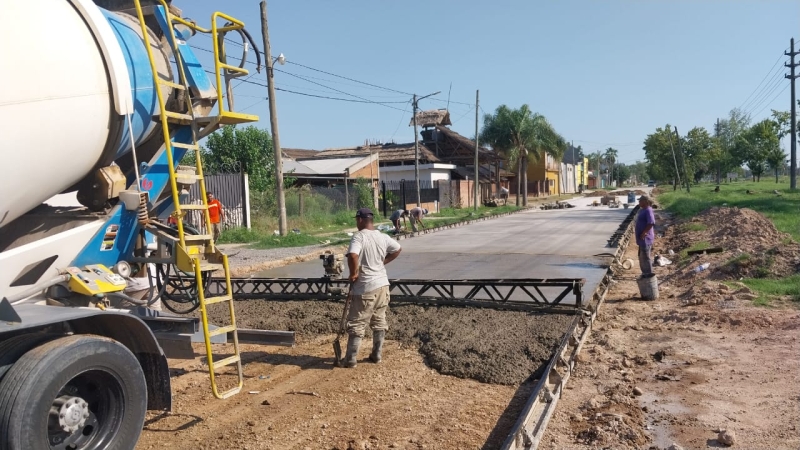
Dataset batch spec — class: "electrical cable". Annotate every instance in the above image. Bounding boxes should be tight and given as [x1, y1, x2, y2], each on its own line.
[751, 84, 790, 118]
[738, 50, 789, 111]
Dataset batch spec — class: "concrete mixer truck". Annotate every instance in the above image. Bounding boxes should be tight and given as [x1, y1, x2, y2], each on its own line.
[0, 1, 277, 448]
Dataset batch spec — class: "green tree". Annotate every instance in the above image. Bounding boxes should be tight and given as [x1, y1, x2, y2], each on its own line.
[766, 146, 788, 183]
[201, 125, 275, 191]
[480, 105, 563, 206]
[643, 125, 680, 188]
[612, 163, 631, 186]
[734, 119, 780, 182]
[603, 147, 618, 186]
[718, 108, 751, 173]
[682, 127, 714, 183]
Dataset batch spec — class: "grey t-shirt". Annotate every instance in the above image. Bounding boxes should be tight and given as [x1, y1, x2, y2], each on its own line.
[390, 209, 405, 221]
[347, 229, 401, 295]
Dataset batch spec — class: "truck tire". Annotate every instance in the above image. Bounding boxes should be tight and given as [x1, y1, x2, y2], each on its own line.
[0, 335, 147, 450]
[0, 332, 60, 382]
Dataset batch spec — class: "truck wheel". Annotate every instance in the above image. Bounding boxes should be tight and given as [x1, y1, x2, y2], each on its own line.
[0, 335, 147, 450]
[0, 332, 60, 381]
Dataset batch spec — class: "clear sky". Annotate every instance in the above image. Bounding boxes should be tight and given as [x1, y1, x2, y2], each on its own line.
[181, 1, 800, 165]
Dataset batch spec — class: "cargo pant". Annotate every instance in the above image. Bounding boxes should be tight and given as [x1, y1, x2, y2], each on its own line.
[212, 222, 222, 242]
[346, 285, 390, 337]
[638, 244, 654, 277]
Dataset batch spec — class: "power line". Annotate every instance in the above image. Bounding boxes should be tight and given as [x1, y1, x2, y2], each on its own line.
[745, 73, 786, 117]
[390, 100, 412, 140]
[752, 84, 790, 118]
[200, 69, 408, 107]
[191, 39, 477, 110]
[738, 50, 789, 111]
[742, 69, 785, 114]
[272, 67, 407, 111]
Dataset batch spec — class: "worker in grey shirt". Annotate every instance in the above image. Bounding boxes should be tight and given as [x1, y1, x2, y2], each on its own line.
[389, 209, 409, 234]
[408, 206, 428, 232]
[344, 208, 402, 368]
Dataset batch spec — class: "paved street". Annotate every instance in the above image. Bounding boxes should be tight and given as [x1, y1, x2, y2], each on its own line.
[258, 194, 638, 303]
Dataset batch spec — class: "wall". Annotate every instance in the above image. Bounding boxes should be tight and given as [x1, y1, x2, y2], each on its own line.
[349, 159, 380, 180]
[379, 167, 452, 183]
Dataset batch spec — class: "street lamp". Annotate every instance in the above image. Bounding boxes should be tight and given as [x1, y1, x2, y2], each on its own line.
[411, 91, 441, 206]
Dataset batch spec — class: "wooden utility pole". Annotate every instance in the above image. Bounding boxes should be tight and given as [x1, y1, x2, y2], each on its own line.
[715, 118, 721, 184]
[674, 126, 690, 193]
[474, 90, 479, 210]
[666, 128, 681, 191]
[260, 0, 287, 235]
[786, 38, 798, 190]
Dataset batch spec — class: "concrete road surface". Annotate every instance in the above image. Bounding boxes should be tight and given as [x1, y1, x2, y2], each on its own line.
[257, 194, 640, 304]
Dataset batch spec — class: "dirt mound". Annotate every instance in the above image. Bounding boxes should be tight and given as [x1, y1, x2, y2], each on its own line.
[205, 300, 573, 385]
[659, 207, 799, 282]
[586, 190, 609, 197]
[609, 189, 646, 196]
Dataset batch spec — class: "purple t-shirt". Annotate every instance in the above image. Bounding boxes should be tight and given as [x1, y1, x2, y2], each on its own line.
[635, 207, 655, 247]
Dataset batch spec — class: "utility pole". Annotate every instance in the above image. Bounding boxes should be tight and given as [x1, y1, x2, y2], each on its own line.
[674, 126, 690, 193]
[666, 127, 681, 191]
[411, 91, 440, 206]
[474, 90, 479, 211]
[260, 0, 287, 235]
[786, 38, 799, 190]
[715, 118, 721, 185]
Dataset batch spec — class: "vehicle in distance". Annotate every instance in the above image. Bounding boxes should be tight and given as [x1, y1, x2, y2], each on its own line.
[647, 180, 656, 187]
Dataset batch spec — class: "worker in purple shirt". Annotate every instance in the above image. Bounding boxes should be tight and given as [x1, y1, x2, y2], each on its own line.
[635, 195, 656, 277]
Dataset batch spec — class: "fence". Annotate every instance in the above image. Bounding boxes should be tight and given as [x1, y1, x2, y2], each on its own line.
[284, 181, 377, 218]
[185, 172, 249, 232]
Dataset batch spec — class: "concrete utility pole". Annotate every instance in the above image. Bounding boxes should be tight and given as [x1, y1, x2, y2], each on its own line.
[411, 91, 440, 207]
[674, 126, 690, 193]
[786, 38, 799, 190]
[474, 90, 479, 211]
[260, 0, 287, 235]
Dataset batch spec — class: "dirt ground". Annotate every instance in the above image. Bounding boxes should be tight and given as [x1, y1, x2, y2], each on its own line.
[138, 303, 574, 449]
[543, 208, 800, 450]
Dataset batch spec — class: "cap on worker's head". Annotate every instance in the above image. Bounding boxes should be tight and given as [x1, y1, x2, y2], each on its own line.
[638, 195, 651, 205]
[423, 208, 429, 214]
[355, 208, 374, 218]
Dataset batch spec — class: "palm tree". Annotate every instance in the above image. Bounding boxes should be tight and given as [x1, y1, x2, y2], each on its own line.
[604, 147, 618, 186]
[766, 147, 787, 183]
[481, 105, 563, 206]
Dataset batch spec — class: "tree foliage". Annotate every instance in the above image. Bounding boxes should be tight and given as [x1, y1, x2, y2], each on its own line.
[641, 107, 786, 187]
[200, 126, 275, 192]
[480, 105, 565, 205]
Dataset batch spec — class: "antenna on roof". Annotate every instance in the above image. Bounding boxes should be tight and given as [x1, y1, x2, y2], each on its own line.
[446, 82, 452, 112]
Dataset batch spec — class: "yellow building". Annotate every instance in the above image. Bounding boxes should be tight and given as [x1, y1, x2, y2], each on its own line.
[526, 152, 561, 196]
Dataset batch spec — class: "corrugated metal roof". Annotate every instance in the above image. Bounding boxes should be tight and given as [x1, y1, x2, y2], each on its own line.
[301, 157, 366, 174]
[283, 159, 317, 175]
[284, 157, 368, 175]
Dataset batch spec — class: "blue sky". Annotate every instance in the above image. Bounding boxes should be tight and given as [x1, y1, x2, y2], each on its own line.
[181, 1, 799, 165]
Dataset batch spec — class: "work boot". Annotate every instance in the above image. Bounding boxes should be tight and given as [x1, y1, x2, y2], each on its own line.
[369, 330, 385, 363]
[343, 335, 361, 368]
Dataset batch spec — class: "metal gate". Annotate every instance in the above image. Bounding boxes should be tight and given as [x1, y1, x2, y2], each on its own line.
[186, 172, 249, 231]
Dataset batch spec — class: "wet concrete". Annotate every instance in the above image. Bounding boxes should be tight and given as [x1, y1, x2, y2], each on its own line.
[225, 202, 633, 384]
[209, 299, 575, 385]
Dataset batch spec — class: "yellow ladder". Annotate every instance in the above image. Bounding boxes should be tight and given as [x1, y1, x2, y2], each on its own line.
[132, 0, 257, 399]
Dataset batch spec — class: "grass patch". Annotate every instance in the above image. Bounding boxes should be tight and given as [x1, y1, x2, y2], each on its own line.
[682, 223, 708, 232]
[657, 180, 800, 240]
[251, 233, 350, 250]
[725, 252, 751, 266]
[740, 275, 800, 305]
[679, 241, 710, 260]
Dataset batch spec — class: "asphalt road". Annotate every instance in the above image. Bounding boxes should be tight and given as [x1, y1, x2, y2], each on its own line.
[257, 194, 639, 304]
